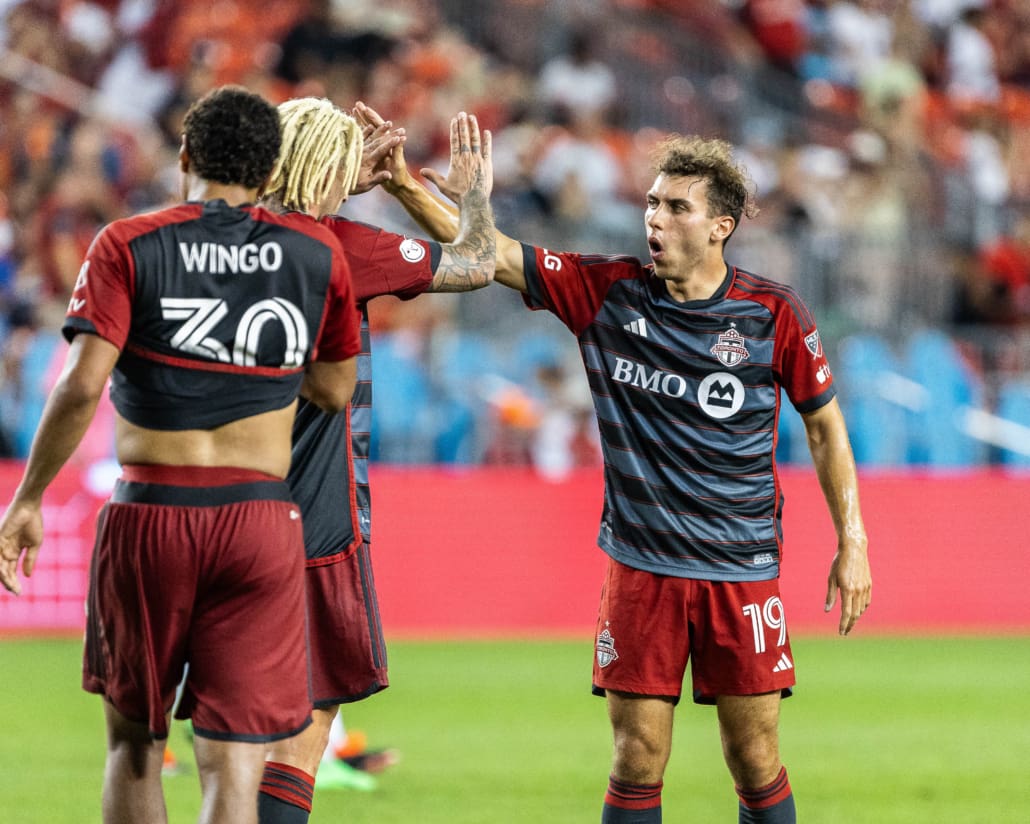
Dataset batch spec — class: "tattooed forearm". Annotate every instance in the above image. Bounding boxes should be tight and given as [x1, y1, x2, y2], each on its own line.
[432, 181, 496, 292]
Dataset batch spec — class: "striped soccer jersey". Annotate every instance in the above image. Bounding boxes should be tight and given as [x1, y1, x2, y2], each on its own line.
[287, 217, 439, 560]
[63, 199, 360, 430]
[521, 243, 836, 581]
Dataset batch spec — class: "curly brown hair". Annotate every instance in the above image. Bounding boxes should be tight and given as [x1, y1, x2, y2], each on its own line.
[650, 135, 757, 229]
[182, 86, 282, 190]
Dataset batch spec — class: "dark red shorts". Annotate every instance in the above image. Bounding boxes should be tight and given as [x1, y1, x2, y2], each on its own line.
[305, 541, 389, 707]
[82, 465, 312, 741]
[592, 557, 796, 704]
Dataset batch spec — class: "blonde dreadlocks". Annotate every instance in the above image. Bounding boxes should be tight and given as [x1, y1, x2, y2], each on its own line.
[265, 97, 363, 213]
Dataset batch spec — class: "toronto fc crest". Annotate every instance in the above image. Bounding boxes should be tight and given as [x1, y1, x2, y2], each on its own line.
[710, 326, 750, 368]
[596, 628, 619, 668]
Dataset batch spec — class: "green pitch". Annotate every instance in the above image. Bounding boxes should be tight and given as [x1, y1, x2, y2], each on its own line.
[1, 635, 1028, 823]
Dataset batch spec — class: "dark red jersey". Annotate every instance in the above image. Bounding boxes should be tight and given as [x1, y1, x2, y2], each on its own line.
[63, 200, 361, 430]
[288, 217, 439, 559]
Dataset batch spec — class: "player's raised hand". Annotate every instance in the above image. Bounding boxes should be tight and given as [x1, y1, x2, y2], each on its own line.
[825, 543, 872, 636]
[0, 500, 44, 596]
[350, 104, 406, 195]
[421, 112, 493, 205]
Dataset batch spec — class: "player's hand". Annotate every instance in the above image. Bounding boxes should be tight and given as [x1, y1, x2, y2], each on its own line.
[351, 106, 406, 195]
[825, 543, 871, 636]
[0, 500, 44, 596]
[421, 112, 493, 204]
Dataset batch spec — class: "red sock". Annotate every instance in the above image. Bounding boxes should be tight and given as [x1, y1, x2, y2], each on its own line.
[259, 761, 314, 819]
[736, 766, 795, 823]
[602, 775, 663, 822]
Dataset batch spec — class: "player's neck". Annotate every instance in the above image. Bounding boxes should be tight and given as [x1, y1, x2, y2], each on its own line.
[184, 179, 261, 208]
[663, 261, 728, 303]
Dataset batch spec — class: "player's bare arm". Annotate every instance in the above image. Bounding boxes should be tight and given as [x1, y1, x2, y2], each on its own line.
[802, 397, 872, 636]
[398, 112, 496, 293]
[301, 357, 358, 412]
[355, 102, 526, 293]
[0, 333, 118, 594]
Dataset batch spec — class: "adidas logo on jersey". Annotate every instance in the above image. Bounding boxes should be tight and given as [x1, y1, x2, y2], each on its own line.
[623, 317, 648, 338]
[772, 652, 793, 673]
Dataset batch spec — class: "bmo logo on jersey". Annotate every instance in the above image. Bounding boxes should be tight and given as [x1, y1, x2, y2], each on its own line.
[611, 358, 747, 419]
[611, 356, 688, 398]
[698, 372, 745, 419]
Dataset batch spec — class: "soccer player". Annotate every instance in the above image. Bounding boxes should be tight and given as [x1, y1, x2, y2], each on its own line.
[0, 86, 362, 824]
[380, 124, 872, 822]
[255, 97, 494, 823]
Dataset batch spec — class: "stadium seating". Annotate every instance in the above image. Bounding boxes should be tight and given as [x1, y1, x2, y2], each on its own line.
[834, 332, 909, 466]
[996, 379, 1030, 468]
[903, 329, 987, 467]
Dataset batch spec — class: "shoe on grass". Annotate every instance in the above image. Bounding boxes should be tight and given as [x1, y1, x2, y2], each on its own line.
[315, 758, 378, 791]
[342, 748, 400, 774]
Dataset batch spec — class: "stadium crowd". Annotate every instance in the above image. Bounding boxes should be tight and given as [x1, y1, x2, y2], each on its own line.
[1, 0, 1029, 467]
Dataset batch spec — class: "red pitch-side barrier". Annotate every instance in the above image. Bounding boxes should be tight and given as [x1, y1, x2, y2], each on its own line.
[1, 462, 1028, 636]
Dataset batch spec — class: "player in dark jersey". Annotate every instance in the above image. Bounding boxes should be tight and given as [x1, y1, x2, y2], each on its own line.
[0, 86, 361, 824]
[254, 98, 495, 823]
[381, 126, 872, 823]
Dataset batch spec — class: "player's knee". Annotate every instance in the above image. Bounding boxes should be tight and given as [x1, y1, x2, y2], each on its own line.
[611, 727, 671, 782]
[722, 736, 780, 789]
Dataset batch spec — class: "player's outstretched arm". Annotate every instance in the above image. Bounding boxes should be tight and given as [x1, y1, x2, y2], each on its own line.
[801, 397, 872, 636]
[0, 333, 118, 595]
[355, 102, 526, 293]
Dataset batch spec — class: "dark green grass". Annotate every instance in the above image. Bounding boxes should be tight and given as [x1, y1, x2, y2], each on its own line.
[1, 636, 1028, 822]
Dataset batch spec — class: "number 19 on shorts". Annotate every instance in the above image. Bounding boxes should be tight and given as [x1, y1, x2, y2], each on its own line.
[742, 596, 787, 653]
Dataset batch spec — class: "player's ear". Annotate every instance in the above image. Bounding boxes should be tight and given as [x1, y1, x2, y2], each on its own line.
[179, 136, 190, 173]
[711, 214, 735, 243]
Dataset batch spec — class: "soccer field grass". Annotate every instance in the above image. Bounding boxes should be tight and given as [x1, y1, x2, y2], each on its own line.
[1, 635, 1028, 823]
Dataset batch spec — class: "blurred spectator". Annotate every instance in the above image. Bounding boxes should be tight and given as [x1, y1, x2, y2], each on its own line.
[824, 0, 894, 89]
[275, 0, 397, 95]
[858, 13, 930, 154]
[530, 107, 639, 245]
[738, 0, 808, 76]
[530, 360, 600, 481]
[944, 2, 1001, 108]
[973, 208, 1030, 324]
[536, 26, 617, 120]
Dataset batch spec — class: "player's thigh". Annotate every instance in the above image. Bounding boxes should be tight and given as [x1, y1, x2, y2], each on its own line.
[187, 500, 310, 737]
[606, 691, 676, 781]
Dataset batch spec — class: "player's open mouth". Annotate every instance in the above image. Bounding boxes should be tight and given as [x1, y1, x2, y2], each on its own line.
[648, 237, 664, 260]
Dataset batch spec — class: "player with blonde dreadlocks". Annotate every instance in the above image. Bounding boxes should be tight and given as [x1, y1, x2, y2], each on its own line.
[266, 97, 364, 215]
[256, 99, 496, 823]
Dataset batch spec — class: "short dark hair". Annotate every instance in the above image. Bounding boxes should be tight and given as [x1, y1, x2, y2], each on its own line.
[182, 86, 282, 190]
[651, 135, 756, 228]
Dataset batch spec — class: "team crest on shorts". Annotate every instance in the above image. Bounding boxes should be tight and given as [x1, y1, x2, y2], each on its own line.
[710, 326, 750, 368]
[596, 628, 619, 668]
